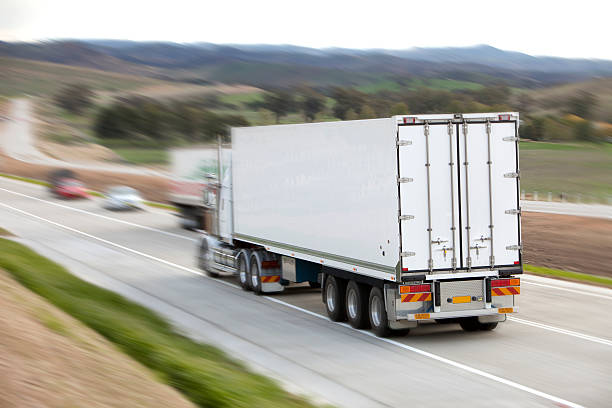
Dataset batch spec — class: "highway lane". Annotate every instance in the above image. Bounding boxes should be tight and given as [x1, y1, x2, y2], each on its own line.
[1, 178, 611, 407]
[2, 177, 611, 341]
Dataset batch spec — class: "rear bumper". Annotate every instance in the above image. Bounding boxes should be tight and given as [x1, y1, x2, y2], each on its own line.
[402, 306, 518, 321]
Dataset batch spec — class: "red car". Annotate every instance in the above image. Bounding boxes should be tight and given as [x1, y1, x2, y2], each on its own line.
[54, 178, 88, 199]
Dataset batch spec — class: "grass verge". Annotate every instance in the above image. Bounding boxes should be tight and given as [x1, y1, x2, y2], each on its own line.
[0, 237, 317, 408]
[112, 148, 169, 165]
[0, 172, 51, 187]
[524, 265, 612, 288]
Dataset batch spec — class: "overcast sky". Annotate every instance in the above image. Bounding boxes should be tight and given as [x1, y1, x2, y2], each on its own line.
[1, 0, 611, 59]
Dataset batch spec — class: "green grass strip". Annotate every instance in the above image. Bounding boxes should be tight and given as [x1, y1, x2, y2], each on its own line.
[144, 200, 177, 211]
[0, 172, 50, 187]
[0, 238, 317, 408]
[525, 265, 612, 288]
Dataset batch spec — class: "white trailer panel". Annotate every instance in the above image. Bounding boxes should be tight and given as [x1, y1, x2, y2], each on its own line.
[232, 119, 400, 280]
[230, 113, 520, 282]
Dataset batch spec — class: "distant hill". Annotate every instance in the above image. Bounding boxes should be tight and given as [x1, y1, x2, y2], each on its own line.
[2, 40, 612, 89]
[0, 56, 165, 97]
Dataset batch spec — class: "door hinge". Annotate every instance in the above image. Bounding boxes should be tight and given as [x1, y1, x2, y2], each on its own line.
[397, 140, 413, 146]
[506, 245, 522, 251]
[504, 172, 520, 178]
[399, 215, 415, 221]
[400, 251, 416, 257]
[503, 136, 519, 142]
[505, 208, 521, 215]
[397, 177, 414, 183]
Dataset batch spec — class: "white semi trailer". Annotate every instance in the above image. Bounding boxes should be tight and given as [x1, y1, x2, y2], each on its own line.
[197, 113, 522, 336]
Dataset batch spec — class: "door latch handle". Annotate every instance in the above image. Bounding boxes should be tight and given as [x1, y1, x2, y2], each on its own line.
[431, 238, 448, 245]
[436, 246, 454, 260]
[469, 244, 487, 256]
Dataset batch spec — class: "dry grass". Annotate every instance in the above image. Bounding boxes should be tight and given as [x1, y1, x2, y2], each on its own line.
[0, 268, 196, 408]
[526, 77, 612, 122]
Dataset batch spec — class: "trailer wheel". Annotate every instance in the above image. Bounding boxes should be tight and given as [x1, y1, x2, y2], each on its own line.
[368, 286, 391, 337]
[237, 251, 251, 291]
[345, 281, 370, 329]
[324, 276, 347, 321]
[250, 256, 263, 295]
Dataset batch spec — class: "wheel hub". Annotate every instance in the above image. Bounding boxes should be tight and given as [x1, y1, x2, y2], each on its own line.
[326, 283, 336, 312]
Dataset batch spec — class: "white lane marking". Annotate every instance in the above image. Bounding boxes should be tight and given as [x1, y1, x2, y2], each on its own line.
[0, 202, 585, 408]
[509, 317, 612, 347]
[266, 298, 584, 408]
[0, 186, 197, 243]
[522, 280, 612, 301]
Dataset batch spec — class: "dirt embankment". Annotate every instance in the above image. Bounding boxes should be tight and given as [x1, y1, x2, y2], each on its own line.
[0, 269, 195, 408]
[522, 211, 612, 278]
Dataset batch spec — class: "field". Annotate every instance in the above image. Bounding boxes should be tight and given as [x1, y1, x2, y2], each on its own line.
[520, 141, 612, 202]
[113, 147, 169, 164]
[0, 57, 164, 97]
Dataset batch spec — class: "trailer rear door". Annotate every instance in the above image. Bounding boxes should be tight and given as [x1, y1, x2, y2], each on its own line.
[458, 120, 520, 269]
[397, 116, 520, 273]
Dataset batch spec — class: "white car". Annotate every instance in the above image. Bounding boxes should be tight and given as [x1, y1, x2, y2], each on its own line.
[103, 186, 144, 210]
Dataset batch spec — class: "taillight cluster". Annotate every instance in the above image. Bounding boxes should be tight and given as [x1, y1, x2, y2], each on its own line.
[491, 278, 520, 287]
[490, 278, 520, 296]
[399, 284, 431, 294]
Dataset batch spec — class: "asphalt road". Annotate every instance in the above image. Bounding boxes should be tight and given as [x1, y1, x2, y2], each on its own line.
[521, 200, 612, 220]
[0, 177, 610, 408]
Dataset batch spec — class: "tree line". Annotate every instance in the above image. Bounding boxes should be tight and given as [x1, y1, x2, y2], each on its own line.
[93, 97, 249, 146]
[53, 82, 610, 146]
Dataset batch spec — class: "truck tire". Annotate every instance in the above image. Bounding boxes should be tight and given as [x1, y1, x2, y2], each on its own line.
[459, 317, 497, 332]
[345, 281, 370, 329]
[479, 322, 498, 331]
[368, 286, 391, 337]
[238, 251, 251, 291]
[250, 255, 263, 295]
[324, 275, 347, 321]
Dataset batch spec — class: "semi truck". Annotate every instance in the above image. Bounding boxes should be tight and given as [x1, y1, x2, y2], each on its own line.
[168, 146, 230, 229]
[195, 112, 522, 336]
